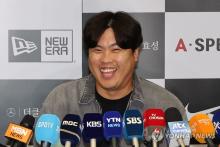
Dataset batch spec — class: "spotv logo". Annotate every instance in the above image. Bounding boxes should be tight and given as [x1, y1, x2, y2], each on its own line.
[175, 38, 220, 52]
[8, 30, 73, 62]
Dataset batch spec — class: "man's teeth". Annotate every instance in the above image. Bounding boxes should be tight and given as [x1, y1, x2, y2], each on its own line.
[100, 68, 116, 72]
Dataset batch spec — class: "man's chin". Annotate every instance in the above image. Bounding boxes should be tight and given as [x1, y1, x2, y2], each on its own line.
[99, 83, 117, 91]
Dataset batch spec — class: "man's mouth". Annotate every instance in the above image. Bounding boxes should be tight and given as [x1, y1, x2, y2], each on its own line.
[100, 67, 117, 79]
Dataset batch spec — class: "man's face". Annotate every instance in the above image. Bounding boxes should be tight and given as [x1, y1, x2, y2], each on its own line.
[88, 28, 140, 95]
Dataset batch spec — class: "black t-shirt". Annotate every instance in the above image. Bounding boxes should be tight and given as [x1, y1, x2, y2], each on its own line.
[96, 90, 132, 115]
[95, 90, 132, 147]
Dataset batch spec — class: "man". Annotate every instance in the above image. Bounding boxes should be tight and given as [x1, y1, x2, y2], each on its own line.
[39, 11, 186, 147]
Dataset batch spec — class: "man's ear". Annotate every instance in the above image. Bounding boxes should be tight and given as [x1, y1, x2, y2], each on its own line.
[133, 48, 141, 62]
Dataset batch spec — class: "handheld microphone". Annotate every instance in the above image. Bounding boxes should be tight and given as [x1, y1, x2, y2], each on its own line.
[189, 113, 216, 147]
[60, 114, 81, 147]
[103, 111, 122, 147]
[4, 114, 35, 147]
[212, 111, 220, 145]
[143, 108, 166, 147]
[0, 143, 6, 147]
[35, 114, 60, 147]
[123, 109, 143, 147]
[213, 111, 220, 139]
[82, 113, 103, 147]
[165, 107, 191, 147]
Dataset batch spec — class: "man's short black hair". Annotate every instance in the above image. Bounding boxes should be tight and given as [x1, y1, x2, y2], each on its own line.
[83, 11, 143, 52]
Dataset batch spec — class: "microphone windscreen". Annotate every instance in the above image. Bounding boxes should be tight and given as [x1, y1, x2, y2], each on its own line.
[165, 108, 191, 146]
[143, 108, 166, 141]
[103, 111, 122, 140]
[212, 111, 220, 139]
[82, 113, 103, 143]
[165, 107, 183, 122]
[143, 108, 166, 128]
[60, 114, 81, 146]
[4, 115, 35, 144]
[35, 114, 60, 145]
[4, 123, 33, 144]
[123, 109, 143, 141]
[20, 115, 35, 129]
[189, 113, 215, 143]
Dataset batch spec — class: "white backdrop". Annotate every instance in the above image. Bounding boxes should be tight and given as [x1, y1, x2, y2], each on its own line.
[0, 0, 220, 145]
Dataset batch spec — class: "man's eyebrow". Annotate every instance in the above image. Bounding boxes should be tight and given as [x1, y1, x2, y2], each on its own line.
[96, 43, 118, 49]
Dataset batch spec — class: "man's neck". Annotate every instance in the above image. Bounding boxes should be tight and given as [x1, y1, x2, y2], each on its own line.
[96, 84, 133, 100]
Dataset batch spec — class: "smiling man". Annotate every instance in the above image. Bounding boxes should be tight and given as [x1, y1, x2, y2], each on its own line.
[39, 11, 186, 147]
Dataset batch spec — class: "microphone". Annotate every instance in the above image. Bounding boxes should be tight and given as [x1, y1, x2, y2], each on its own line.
[189, 113, 217, 147]
[213, 111, 220, 138]
[4, 114, 35, 147]
[213, 111, 220, 144]
[82, 113, 103, 147]
[60, 114, 81, 147]
[165, 107, 191, 147]
[143, 108, 166, 147]
[123, 109, 143, 147]
[0, 143, 6, 147]
[35, 114, 60, 147]
[103, 111, 122, 147]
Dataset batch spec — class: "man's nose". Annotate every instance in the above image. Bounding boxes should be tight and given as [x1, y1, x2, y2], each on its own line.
[100, 50, 113, 63]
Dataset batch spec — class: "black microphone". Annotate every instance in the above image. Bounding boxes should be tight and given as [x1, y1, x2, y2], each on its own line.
[60, 114, 81, 147]
[0, 143, 6, 147]
[82, 113, 103, 147]
[4, 115, 35, 147]
[165, 107, 191, 147]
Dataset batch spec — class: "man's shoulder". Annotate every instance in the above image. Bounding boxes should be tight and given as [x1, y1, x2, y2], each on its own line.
[138, 77, 179, 101]
[40, 75, 90, 118]
[50, 75, 89, 95]
[138, 77, 168, 95]
[137, 77, 186, 119]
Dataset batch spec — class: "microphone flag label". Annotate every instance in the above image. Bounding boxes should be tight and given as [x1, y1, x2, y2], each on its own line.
[4, 123, 33, 143]
[168, 121, 191, 138]
[143, 108, 166, 128]
[103, 111, 122, 140]
[189, 114, 215, 143]
[212, 111, 220, 138]
[123, 109, 143, 140]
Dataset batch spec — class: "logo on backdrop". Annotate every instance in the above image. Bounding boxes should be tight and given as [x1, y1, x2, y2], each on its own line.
[8, 30, 73, 62]
[6, 108, 16, 118]
[175, 38, 220, 52]
[11, 37, 38, 56]
[185, 103, 220, 120]
[142, 40, 159, 51]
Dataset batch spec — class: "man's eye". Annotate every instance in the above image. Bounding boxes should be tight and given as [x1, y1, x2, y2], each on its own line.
[92, 48, 102, 52]
[112, 48, 121, 52]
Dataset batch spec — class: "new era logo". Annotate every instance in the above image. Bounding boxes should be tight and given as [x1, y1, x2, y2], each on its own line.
[11, 37, 38, 56]
[8, 30, 73, 62]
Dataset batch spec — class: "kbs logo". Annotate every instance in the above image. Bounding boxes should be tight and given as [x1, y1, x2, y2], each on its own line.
[86, 121, 102, 127]
[8, 30, 73, 62]
[176, 38, 220, 52]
